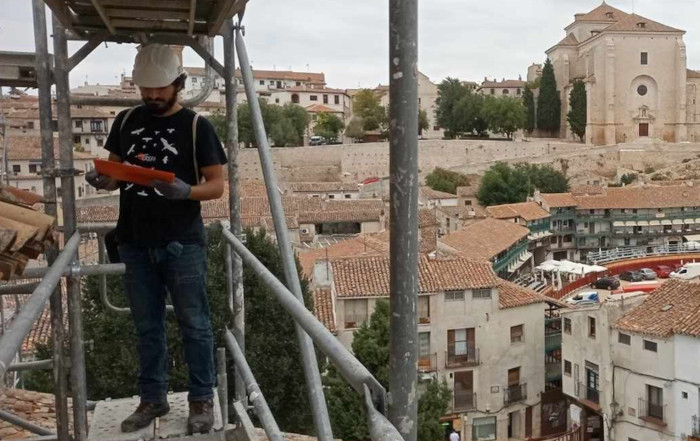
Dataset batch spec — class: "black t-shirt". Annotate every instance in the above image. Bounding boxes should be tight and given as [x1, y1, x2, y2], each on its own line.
[105, 106, 227, 247]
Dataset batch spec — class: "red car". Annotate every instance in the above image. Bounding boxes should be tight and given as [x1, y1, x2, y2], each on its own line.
[655, 265, 673, 278]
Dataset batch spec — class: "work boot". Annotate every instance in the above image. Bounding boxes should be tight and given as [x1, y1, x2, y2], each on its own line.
[121, 401, 170, 432]
[187, 399, 215, 434]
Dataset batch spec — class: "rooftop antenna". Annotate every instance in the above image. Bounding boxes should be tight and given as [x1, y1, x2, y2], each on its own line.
[306, 63, 310, 72]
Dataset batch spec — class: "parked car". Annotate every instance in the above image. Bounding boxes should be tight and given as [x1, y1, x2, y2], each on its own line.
[670, 262, 700, 280]
[309, 136, 326, 146]
[566, 291, 600, 306]
[654, 265, 673, 278]
[638, 268, 657, 280]
[591, 276, 620, 290]
[619, 270, 644, 282]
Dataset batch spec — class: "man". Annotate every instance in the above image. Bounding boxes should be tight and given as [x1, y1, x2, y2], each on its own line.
[449, 428, 460, 441]
[86, 44, 227, 434]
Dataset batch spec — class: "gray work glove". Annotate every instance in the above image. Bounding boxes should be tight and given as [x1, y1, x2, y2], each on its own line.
[86, 169, 111, 190]
[152, 178, 192, 200]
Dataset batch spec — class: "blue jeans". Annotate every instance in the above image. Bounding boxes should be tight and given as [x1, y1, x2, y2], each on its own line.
[118, 241, 215, 403]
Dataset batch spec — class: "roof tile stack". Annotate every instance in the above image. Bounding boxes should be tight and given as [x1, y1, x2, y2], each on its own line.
[0, 388, 71, 440]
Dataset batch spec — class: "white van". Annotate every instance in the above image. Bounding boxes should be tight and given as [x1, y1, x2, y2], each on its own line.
[670, 262, 700, 280]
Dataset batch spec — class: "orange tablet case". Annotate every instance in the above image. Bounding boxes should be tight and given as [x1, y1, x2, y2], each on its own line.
[93, 159, 175, 187]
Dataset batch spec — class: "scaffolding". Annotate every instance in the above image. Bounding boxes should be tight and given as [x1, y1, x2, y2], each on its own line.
[0, 1, 418, 440]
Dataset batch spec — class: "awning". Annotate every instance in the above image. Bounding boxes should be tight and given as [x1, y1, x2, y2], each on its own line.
[695, 218, 700, 224]
[685, 234, 700, 241]
[686, 219, 697, 225]
[650, 220, 661, 226]
[625, 221, 637, 227]
[673, 219, 684, 225]
[661, 220, 673, 225]
[637, 220, 649, 226]
[612, 221, 624, 227]
[508, 252, 533, 273]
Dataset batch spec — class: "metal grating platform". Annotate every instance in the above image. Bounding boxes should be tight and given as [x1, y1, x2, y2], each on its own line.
[88, 391, 224, 441]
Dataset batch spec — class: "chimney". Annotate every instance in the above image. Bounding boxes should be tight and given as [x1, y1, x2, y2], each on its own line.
[484, 76, 488, 82]
[518, 75, 522, 81]
[170, 45, 184, 67]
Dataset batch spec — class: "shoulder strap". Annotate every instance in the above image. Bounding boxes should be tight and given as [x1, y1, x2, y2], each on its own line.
[192, 112, 201, 183]
[119, 106, 139, 133]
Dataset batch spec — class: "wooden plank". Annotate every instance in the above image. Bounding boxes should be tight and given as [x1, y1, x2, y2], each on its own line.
[0, 227, 17, 253]
[0, 202, 55, 243]
[100, 0, 190, 10]
[188, 0, 197, 35]
[0, 185, 44, 206]
[104, 8, 190, 20]
[90, 0, 117, 34]
[44, 0, 77, 33]
[0, 217, 39, 253]
[207, 0, 237, 36]
[74, 16, 200, 31]
[19, 242, 45, 260]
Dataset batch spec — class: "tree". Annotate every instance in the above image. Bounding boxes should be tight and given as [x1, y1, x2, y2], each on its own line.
[477, 162, 569, 206]
[567, 80, 587, 141]
[208, 112, 228, 142]
[270, 117, 298, 147]
[352, 89, 387, 133]
[522, 85, 536, 134]
[281, 103, 311, 145]
[419, 109, 430, 136]
[454, 92, 488, 136]
[537, 58, 561, 134]
[325, 300, 452, 441]
[425, 167, 470, 194]
[25, 226, 318, 435]
[481, 96, 525, 140]
[435, 78, 469, 138]
[314, 112, 345, 142]
[345, 117, 365, 141]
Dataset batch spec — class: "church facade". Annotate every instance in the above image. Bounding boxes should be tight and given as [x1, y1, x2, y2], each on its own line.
[544, 2, 700, 145]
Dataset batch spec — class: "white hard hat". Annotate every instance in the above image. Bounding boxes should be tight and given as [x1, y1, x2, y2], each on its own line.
[132, 44, 186, 88]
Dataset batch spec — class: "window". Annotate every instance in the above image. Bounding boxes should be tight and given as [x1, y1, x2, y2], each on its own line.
[90, 120, 103, 132]
[618, 332, 631, 345]
[445, 290, 465, 301]
[588, 317, 596, 338]
[310, 95, 318, 101]
[470, 288, 489, 299]
[418, 332, 430, 358]
[344, 299, 368, 328]
[12, 165, 21, 174]
[74, 136, 81, 144]
[465, 200, 472, 206]
[192, 77, 197, 83]
[433, 125, 439, 131]
[97, 138, 104, 147]
[296, 81, 301, 86]
[275, 98, 280, 104]
[503, 89, 509, 95]
[516, 88, 521, 96]
[637, 85, 648, 96]
[472, 417, 496, 441]
[269, 80, 275, 85]
[646, 385, 663, 419]
[683, 391, 689, 399]
[26, 121, 34, 129]
[641, 52, 648, 65]
[564, 234, 573, 243]
[74, 120, 82, 128]
[334, 95, 340, 105]
[418, 296, 430, 324]
[344, 194, 351, 199]
[510, 325, 524, 343]
[490, 88, 495, 95]
[323, 94, 328, 104]
[448, 328, 474, 358]
[259, 80, 264, 85]
[328, 194, 335, 199]
[643, 339, 658, 352]
[564, 360, 572, 376]
[28, 164, 38, 173]
[291, 94, 300, 104]
[564, 317, 571, 334]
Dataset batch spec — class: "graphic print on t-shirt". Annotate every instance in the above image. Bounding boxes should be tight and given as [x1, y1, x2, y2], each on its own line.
[122, 125, 180, 197]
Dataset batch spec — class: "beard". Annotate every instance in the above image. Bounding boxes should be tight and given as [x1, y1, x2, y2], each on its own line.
[143, 92, 178, 115]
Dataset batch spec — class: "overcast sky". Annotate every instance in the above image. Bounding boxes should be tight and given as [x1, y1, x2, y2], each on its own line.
[2, 0, 700, 90]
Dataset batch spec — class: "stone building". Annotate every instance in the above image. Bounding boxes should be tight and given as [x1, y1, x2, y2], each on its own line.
[543, 2, 700, 145]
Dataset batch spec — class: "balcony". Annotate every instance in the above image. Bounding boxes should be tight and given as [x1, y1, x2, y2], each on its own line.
[504, 383, 527, 405]
[418, 353, 437, 373]
[545, 332, 562, 352]
[578, 383, 599, 405]
[453, 390, 476, 412]
[692, 415, 700, 438]
[545, 362, 562, 383]
[445, 347, 479, 368]
[418, 315, 430, 325]
[639, 398, 666, 426]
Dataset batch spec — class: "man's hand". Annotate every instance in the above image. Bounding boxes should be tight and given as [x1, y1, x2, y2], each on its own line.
[152, 178, 192, 200]
[86, 169, 114, 190]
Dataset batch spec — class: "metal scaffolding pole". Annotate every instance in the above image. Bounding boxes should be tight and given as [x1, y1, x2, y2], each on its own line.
[52, 15, 88, 441]
[31, 2, 70, 440]
[223, 19, 246, 407]
[235, 31, 333, 441]
[388, 0, 419, 439]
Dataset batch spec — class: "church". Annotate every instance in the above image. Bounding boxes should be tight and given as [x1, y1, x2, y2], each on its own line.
[543, 2, 700, 145]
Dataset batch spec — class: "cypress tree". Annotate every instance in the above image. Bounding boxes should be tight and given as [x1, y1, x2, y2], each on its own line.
[537, 58, 561, 133]
[522, 85, 536, 134]
[567, 80, 587, 141]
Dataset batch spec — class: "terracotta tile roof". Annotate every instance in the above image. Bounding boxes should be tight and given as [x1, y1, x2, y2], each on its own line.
[440, 218, 529, 261]
[297, 235, 387, 277]
[481, 79, 526, 89]
[76, 205, 119, 223]
[540, 193, 578, 208]
[285, 86, 345, 94]
[457, 186, 478, 197]
[331, 255, 499, 298]
[298, 210, 383, 224]
[614, 279, 700, 338]
[0, 136, 96, 160]
[288, 182, 359, 193]
[420, 186, 457, 200]
[0, 388, 73, 439]
[497, 279, 554, 309]
[71, 107, 114, 118]
[570, 185, 605, 196]
[574, 185, 700, 209]
[436, 206, 462, 218]
[555, 33, 579, 47]
[604, 13, 683, 33]
[325, 199, 385, 212]
[313, 286, 337, 334]
[486, 202, 550, 221]
[418, 209, 439, 227]
[573, 2, 627, 23]
[305, 104, 342, 113]
[185, 67, 326, 85]
[240, 181, 273, 198]
[688, 69, 700, 79]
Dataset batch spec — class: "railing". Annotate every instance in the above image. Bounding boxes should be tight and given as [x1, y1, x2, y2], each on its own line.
[445, 347, 479, 368]
[453, 390, 476, 412]
[576, 210, 700, 222]
[692, 415, 700, 437]
[504, 383, 527, 405]
[545, 332, 562, 352]
[493, 240, 529, 274]
[587, 242, 700, 264]
[418, 353, 437, 372]
[578, 383, 599, 404]
[638, 398, 666, 425]
[527, 424, 585, 441]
